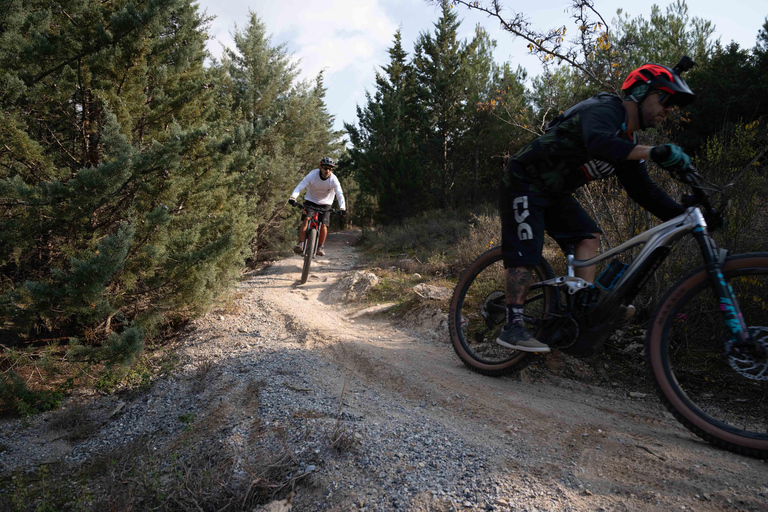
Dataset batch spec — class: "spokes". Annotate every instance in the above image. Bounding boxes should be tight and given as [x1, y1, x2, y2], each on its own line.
[458, 258, 550, 365]
[664, 269, 768, 435]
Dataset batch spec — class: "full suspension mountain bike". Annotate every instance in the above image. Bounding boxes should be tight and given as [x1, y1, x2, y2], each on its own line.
[449, 167, 768, 458]
[294, 202, 338, 284]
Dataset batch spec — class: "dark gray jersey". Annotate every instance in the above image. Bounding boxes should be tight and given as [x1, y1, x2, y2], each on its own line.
[506, 93, 683, 221]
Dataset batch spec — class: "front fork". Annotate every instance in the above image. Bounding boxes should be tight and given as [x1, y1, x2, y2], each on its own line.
[302, 214, 321, 257]
[694, 230, 752, 352]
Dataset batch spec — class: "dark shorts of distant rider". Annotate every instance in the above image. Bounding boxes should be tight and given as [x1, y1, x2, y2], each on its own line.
[301, 200, 332, 226]
[500, 163, 599, 269]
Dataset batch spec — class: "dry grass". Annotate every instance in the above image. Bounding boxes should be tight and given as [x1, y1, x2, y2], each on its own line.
[363, 267, 424, 305]
[191, 356, 217, 392]
[360, 209, 470, 270]
[1, 376, 306, 511]
[327, 378, 358, 455]
[46, 402, 101, 441]
[217, 291, 246, 316]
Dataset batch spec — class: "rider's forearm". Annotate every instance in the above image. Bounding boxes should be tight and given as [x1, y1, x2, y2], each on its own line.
[627, 145, 653, 161]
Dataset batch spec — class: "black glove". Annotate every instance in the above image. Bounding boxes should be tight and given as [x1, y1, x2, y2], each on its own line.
[288, 198, 296, 206]
[650, 144, 692, 176]
[704, 208, 725, 231]
[339, 209, 346, 216]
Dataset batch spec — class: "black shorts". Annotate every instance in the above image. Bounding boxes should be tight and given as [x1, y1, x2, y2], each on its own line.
[302, 200, 332, 226]
[500, 175, 599, 268]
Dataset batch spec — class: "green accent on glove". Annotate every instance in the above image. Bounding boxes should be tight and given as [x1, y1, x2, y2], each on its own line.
[651, 144, 691, 173]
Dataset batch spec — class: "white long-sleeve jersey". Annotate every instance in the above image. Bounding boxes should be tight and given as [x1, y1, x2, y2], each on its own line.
[290, 169, 346, 210]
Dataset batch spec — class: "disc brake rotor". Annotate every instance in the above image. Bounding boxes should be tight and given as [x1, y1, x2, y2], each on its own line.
[727, 326, 768, 381]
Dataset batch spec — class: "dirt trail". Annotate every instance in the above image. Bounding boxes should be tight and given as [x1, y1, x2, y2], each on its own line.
[259, 230, 767, 510]
[2, 229, 765, 511]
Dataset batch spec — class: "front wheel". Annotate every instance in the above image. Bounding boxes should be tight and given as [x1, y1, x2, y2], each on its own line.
[449, 247, 555, 376]
[646, 253, 768, 458]
[300, 228, 318, 284]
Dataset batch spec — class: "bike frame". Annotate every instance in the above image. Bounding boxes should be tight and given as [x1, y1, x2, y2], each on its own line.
[301, 206, 325, 257]
[532, 205, 750, 346]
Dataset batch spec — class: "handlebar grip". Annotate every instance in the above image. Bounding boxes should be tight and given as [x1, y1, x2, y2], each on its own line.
[650, 144, 671, 162]
[679, 165, 702, 183]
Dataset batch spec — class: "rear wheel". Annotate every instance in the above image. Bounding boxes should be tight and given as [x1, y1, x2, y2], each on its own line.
[449, 247, 555, 376]
[646, 253, 768, 458]
[300, 228, 318, 284]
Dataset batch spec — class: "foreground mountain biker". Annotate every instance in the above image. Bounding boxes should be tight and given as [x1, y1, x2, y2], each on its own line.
[289, 157, 346, 257]
[499, 58, 697, 352]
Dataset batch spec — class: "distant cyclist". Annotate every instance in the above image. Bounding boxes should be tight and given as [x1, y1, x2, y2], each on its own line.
[289, 157, 346, 257]
[499, 58, 697, 352]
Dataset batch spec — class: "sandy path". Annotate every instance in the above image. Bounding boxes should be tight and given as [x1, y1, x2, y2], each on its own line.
[255, 230, 767, 510]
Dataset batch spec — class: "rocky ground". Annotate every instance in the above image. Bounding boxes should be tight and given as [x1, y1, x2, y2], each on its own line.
[0, 230, 766, 511]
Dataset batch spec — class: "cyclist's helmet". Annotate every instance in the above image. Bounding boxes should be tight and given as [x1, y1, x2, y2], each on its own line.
[320, 157, 336, 168]
[621, 62, 695, 107]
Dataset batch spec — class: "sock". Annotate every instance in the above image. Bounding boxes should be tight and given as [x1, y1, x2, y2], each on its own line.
[507, 303, 525, 326]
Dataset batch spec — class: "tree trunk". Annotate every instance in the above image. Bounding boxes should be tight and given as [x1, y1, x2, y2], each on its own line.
[442, 132, 449, 208]
[472, 140, 480, 207]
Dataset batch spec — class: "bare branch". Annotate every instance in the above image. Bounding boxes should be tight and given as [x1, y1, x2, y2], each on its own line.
[433, 0, 614, 89]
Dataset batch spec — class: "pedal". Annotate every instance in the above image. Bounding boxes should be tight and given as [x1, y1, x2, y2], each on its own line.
[623, 304, 636, 321]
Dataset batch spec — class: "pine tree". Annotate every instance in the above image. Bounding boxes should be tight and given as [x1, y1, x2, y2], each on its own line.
[220, 12, 343, 255]
[611, 1, 716, 80]
[455, 25, 497, 207]
[0, 1, 345, 409]
[346, 5, 531, 218]
[412, 1, 469, 208]
[411, 2, 509, 209]
[0, 0, 245, 363]
[346, 30, 423, 223]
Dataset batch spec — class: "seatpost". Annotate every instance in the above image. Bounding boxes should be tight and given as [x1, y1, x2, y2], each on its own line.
[565, 244, 576, 278]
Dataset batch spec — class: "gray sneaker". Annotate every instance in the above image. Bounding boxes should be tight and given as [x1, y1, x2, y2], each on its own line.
[293, 243, 304, 255]
[316, 245, 325, 256]
[496, 323, 550, 353]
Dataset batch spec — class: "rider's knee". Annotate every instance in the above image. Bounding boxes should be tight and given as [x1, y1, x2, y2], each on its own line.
[574, 233, 601, 259]
[581, 233, 601, 248]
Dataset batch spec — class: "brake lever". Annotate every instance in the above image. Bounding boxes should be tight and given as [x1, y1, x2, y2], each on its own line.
[678, 169, 703, 184]
[681, 193, 697, 208]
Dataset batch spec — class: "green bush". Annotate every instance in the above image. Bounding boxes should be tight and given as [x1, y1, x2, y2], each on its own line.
[0, 372, 68, 416]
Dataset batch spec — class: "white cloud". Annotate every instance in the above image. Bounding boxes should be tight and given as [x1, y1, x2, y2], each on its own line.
[198, 0, 400, 132]
[244, 0, 396, 80]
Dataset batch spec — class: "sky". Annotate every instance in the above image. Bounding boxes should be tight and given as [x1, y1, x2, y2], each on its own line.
[196, 0, 767, 138]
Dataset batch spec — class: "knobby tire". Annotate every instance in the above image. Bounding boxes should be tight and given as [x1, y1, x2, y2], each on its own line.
[646, 252, 768, 458]
[449, 247, 555, 376]
[300, 228, 318, 284]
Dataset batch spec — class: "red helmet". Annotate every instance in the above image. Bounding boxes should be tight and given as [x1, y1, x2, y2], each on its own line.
[621, 62, 695, 107]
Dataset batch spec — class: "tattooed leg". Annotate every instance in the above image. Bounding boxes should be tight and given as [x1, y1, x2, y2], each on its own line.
[505, 266, 532, 306]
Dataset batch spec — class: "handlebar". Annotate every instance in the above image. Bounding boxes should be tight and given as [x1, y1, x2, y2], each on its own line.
[292, 202, 343, 216]
[678, 166, 724, 231]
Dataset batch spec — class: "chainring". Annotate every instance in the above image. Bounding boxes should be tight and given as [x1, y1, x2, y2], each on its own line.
[545, 314, 580, 350]
[481, 291, 507, 327]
